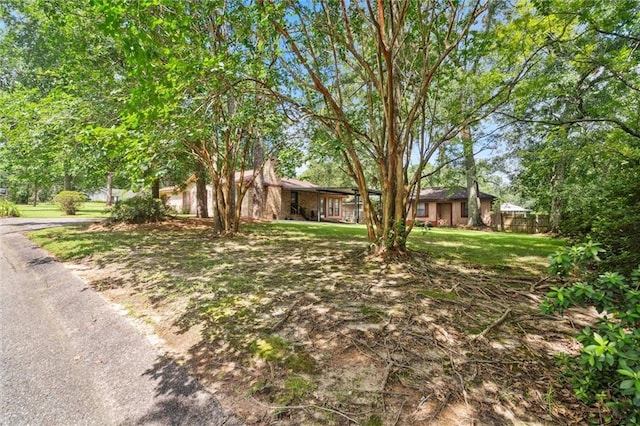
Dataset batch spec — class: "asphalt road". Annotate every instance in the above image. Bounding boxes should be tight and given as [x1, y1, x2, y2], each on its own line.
[0, 218, 241, 425]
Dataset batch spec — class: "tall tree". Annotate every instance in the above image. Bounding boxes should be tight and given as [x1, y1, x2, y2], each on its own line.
[0, 0, 128, 198]
[95, 0, 288, 234]
[263, 0, 549, 255]
[506, 0, 640, 270]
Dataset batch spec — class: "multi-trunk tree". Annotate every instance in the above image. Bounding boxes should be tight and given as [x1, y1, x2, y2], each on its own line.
[96, 0, 288, 234]
[263, 0, 552, 255]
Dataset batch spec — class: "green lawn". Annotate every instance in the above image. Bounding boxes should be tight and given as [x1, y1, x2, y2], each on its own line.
[409, 227, 565, 273]
[245, 222, 564, 273]
[26, 220, 581, 424]
[16, 201, 109, 218]
[29, 221, 564, 273]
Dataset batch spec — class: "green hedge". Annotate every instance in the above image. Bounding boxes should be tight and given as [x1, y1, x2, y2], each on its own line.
[106, 195, 174, 224]
[0, 200, 21, 217]
[53, 191, 85, 215]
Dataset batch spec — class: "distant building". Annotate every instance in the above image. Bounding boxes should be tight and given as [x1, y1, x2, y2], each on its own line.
[409, 187, 496, 227]
[499, 203, 532, 215]
[87, 189, 136, 203]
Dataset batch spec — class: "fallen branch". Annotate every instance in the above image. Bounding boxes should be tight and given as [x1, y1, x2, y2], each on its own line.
[450, 352, 469, 410]
[251, 397, 359, 424]
[469, 308, 512, 342]
[380, 361, 394, 413]
[392, 400, 406, 426]
[427, 391, 453, 423]
[529, 276, 551, 292]
[269, 300, 298, 332]
[465, 358, 539, 365]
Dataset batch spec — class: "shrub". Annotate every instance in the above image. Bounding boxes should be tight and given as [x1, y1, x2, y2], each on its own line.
[53, 191, 85, 215]
[542, 242, 640, 424]
[106, 195, 174, 224]
[0, 200, 21, 217]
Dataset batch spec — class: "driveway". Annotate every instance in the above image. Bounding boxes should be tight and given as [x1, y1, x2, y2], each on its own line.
[0, 218, 241, 425]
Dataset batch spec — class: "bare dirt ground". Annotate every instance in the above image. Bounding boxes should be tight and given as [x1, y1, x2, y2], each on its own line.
[64, 219, 592, 425]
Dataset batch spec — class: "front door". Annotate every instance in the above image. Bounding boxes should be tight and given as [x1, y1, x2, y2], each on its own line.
[436, 203, 452, 226]
[290, 191, 299, 214]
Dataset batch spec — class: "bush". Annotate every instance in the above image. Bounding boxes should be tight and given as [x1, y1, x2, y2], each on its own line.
[106, 195, 174, 224]
[0, 200, 21, 217]
[53, 191, 85, 215]
[542, 242, 640, 424]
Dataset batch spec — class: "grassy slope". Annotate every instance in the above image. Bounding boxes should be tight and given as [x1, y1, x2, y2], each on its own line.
[17, 201, 109, 218]
[28, 221, 584, 425]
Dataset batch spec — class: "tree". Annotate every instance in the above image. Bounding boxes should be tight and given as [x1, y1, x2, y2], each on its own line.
[95, 0, 288, 234]
[0, 0, 129, 199]
[0, 88, 58, 205]
[506, 0, 640, 270]
[263, 0, 548, 255]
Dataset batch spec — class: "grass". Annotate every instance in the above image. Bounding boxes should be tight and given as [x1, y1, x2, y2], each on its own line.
[26, 220, 585, 425]
[17, 201, 109, 218]
[27, 225, 134, 260]
[410, 227, 565, 273]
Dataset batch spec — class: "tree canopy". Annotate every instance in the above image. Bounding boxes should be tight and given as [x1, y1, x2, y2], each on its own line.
[0, 0, 637, 263]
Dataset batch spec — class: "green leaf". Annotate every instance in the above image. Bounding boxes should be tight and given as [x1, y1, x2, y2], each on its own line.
[593, 333, 606, 346]
[620, 379, 635, 390]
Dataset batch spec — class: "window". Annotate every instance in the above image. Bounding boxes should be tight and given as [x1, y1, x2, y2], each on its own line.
[290, 191, 299, 214]
[461, 201, 468, 218]
[417, 202, 427, 217]
[329, 198, 334, 216]
[335, 199, 340, 216]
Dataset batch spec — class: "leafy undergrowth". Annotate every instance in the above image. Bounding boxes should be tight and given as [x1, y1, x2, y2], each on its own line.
[28, 219, 592, 425]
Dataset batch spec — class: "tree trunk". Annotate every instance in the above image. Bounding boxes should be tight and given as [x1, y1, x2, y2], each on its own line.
[211, 177, 223, 232]
[227, 169, 236, 231]
[251, 137, 265, 220]
[63, 174, 73, 191]
[151, 178, 160, 199]
[462, 127, 483, 226]
[549, 158, 565, 233]
[33, 180, 38, 207]
[195, 160, 209, 218]
[105, 172, 114, 206]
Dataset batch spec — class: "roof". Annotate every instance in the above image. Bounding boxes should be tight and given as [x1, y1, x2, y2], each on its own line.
[234, 170, 278, 186]
[416, 187, 495, 201]
[500, 202, 531, 212]
[161, 170, 378, 197]
[162, 171, 322, 192]
[281, 177, 321, 190]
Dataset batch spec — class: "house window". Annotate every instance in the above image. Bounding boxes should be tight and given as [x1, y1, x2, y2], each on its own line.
[291, 191, 299, 214]
[329, 198, 334, 216]
[335, 199, 340, 216]
[461, 201, 468, 218]
[417, 202, 427, 217]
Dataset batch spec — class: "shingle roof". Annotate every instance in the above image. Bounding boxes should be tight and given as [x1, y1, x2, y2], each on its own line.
[281, 177, 321, 190]
[234, 170, 320, 190]
[500, 202, 531, 212]
[416, 187, 495, 201]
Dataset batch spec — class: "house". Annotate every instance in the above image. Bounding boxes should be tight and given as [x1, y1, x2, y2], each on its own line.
[160, 162, 350, 222]
[87, 188, 136, 203]
[499, 202, 531, 215]
[411, 187, 495, 227]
